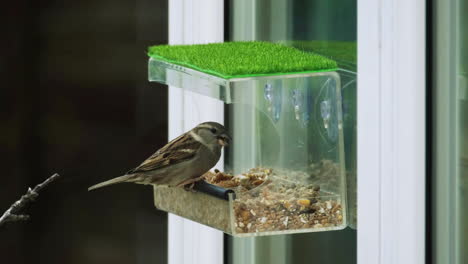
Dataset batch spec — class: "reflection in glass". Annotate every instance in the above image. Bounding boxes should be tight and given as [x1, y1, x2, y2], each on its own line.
[433, 0, 468, 263]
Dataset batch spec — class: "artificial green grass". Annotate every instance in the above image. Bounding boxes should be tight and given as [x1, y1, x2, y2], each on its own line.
[286, 41, 357, 71]
[148, 41, 338, 79]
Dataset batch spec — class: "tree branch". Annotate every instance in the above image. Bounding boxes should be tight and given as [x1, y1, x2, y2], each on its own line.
[0, 173, 61, 227]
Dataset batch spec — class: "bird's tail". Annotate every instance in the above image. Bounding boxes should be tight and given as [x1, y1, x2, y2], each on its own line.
[88, 175, 135, 191]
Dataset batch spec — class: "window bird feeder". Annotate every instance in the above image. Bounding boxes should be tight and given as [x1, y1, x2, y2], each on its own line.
[148, 41, 347, 236]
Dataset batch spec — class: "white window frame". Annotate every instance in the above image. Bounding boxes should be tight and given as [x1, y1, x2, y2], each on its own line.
[167, 0, 427, 263]
[357, 0, 426, 263]
[167, 1, 224, 264]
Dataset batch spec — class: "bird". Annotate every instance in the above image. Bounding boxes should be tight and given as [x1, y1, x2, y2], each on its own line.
[88, 122, 231, 191]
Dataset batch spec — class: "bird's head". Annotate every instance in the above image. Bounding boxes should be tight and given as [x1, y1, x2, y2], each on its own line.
[193, 122, 231, 147]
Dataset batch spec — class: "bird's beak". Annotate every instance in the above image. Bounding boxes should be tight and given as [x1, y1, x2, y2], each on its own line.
[217, 133, 231, 147]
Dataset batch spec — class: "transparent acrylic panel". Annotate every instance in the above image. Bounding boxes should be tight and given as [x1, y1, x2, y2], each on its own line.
[148, 58, 231, 102]
[150, 59, 347, 236]
[339, 69, 357, 229]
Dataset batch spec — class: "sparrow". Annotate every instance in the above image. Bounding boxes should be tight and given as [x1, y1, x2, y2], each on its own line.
[88, 122, 231, 191]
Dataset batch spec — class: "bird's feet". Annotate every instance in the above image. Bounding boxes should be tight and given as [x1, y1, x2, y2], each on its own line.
[183, 182, 197, 192]
[177, 176, 205, 192]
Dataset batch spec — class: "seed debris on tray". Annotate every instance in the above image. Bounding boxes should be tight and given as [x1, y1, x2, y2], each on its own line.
[204, 161, 344, 234]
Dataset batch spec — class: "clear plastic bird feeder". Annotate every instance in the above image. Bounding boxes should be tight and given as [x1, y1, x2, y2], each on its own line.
[148, 42, 347, 236]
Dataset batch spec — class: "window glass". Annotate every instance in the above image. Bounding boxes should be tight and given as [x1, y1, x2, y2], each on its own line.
[227, 1, 356, 263]
[433, 0, 468, 263]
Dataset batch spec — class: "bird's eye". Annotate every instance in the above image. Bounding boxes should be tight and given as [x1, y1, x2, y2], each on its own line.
[210, 128, 217, 134]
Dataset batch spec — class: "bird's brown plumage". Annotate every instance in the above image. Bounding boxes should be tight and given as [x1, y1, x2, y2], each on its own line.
[127, 133, 201, 174]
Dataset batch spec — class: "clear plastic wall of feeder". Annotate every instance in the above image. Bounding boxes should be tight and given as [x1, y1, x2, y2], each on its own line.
[149, 59, 347, 236]
[220, 73, 346, 236]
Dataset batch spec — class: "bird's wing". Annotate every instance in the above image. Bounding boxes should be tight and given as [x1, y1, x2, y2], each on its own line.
[127, 133, 201, 174]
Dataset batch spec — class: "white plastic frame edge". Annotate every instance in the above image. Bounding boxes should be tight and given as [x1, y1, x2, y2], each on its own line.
[357, 0, 426, 263]
[168, 1, 224, 264]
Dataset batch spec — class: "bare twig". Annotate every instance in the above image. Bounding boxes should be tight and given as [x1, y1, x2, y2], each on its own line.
[0, 173, 61, 227]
